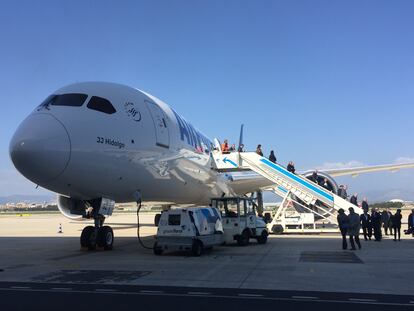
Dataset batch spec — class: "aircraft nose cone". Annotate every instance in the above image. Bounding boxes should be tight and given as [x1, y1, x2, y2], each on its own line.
[9, 113, 70, 184]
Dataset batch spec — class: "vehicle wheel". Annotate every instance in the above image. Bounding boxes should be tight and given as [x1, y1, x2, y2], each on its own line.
[80, 226, 97, 250]
[272, 225, 284, 235]
[97, 226, 114, 250]
[257, 230, 268, 244]
[192, 240, 203, 257]
[154, 213, 161, 227]
[153, 242, 163, 255]
[237, 230, 250, 246]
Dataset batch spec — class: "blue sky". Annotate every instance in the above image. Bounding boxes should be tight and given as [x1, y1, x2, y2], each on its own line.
[1, 0, 414, 201]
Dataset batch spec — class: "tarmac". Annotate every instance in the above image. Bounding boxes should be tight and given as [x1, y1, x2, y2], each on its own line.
[0, 212, 414, 310]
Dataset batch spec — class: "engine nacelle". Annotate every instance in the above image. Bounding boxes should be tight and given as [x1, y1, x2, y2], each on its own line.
[290, 171, 339, 217]
[57, 195, 87, 220]
[302, 171, 339, 195]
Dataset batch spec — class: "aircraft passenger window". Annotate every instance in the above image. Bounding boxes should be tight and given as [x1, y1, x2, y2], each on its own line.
[87, 96, 116, 114]
[50, 93, 88, 107]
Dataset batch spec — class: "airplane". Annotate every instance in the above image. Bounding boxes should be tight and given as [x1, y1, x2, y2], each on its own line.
[9, 82, 414, 250]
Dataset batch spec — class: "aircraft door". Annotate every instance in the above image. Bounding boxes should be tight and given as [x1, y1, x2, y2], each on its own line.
[145, 101, 170, 148]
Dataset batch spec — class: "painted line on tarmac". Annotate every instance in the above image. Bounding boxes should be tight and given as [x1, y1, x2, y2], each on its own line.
[140, 290, 163, 294]
[187, 292, 211, 295]
[238, 293, 264, 297]
[1, 286, 414, 307]
[51, 287, 72, 291]
[349, 298, 377, 302]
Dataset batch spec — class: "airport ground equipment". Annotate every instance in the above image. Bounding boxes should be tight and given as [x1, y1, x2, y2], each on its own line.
[211, 151, 363, 223]
[153, 207, 224, 256]
[210, 197, 268, 245]
[266, 192, 338, 234]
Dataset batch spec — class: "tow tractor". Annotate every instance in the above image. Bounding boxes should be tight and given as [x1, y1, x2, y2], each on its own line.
[210, 196, 268, 246]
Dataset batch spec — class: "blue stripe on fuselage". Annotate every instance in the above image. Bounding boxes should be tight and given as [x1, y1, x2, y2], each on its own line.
[172, 109, 212, 152]
[260, 158, 334, 202]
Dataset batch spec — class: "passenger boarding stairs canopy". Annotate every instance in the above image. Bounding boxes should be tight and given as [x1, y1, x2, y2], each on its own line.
[212, 151, 363, 215]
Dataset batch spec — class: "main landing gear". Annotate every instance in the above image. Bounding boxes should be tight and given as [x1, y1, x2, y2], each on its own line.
[80, 199, 115, 250]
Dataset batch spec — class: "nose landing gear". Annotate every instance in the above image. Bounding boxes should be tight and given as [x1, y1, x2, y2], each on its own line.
[80, 198, 115, 251]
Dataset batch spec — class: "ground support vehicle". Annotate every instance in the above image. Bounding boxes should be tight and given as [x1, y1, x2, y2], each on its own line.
[210, 197, 268, 246]
[154, 207, 223, 256]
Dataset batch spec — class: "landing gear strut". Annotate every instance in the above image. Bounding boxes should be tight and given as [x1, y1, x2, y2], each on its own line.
[80, 198, 115, 250]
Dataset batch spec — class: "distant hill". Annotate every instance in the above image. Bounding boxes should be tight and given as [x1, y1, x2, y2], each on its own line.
[362, 189, 414, 203]
[263, 188, 414, 203]
[0, 194, 56, 204]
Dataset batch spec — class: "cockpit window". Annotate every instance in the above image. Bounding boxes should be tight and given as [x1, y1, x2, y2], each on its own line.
[86, 96, 116, 114]
[50, 93, 88, 107]
[37, 95, 56, 110]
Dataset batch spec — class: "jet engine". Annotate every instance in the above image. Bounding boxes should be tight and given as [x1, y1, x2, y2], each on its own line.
[290, 171, 339, 216]
[302, 171, 339, 194]
[57, 195, 88, 220]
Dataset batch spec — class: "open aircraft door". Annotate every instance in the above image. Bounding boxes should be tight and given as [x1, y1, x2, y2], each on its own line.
[146, 101, 170, 148]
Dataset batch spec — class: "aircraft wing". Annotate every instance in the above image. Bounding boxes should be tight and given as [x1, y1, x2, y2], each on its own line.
[226, 162, 414, 195]
[313, 162, 414, 177]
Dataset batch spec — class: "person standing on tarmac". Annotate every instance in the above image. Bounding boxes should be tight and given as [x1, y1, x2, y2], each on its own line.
[371, 208, 382, 241]
[269, 150, 277, 163]
[388, 209, 394, 236]
[256, 144, 263, 156]
[408, 209, 414, 237]
[381, 209, 391, 235]
[348, 207, 362, 250]
[360, 209, 372, 241]
[287, 161, 296, 174]
[392, 209, 402, 241]
[337, 209, 349, 250]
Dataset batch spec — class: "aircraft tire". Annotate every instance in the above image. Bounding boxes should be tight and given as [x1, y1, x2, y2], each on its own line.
[192, 240, 203, 257]
[272, 225, 284, 235]
[257, 230, 268, 244]
[237, 230, 250, 246]
[153, 242, 163, 255]
[80, 226, 97, 250]
[97, 226, 114, 250]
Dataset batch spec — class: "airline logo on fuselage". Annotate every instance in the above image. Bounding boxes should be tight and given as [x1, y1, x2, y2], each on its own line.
[172, 110, 212, 153]
[124, 102, 142, 121]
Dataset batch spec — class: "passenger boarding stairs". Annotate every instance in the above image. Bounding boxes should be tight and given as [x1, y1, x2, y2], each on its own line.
[212, 151, 363, 221]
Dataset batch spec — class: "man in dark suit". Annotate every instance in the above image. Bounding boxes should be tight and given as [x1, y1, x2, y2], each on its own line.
[407, 209, 414, 237]
[360, 210, 372, 241]
[371, 208, 382, 241]
[361, 198, 369, 212]
[381, 209, 391, 235]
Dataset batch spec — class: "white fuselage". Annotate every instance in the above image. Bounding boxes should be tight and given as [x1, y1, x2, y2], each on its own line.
[10, 82, 256, 204]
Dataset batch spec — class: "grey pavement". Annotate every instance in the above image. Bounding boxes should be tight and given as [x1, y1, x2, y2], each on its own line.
[0, 213, 413, 296]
